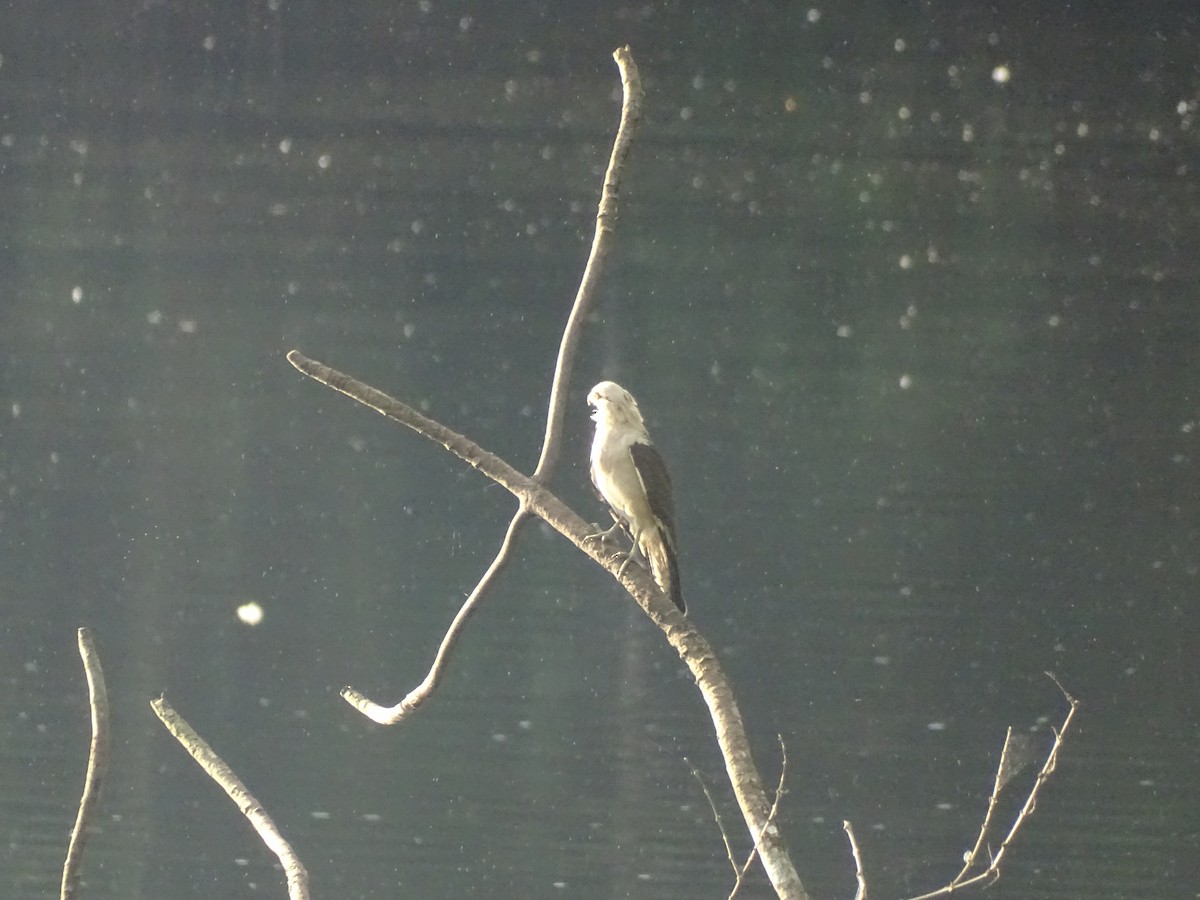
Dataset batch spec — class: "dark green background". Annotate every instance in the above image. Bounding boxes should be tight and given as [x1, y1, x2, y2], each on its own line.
[2, 3, 1196, 898]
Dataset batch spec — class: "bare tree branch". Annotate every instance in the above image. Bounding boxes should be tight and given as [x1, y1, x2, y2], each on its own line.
[342, 509, 528, 723]
[316, 47, 643, 724]
[688, 761, 740, 878]
[729, 735, 789, 899]
[843, 820, 866, 900]
[61, 627, 109, 900]
[900, 674, 1079, 900]
[285, 348, 810, 897]
[287, 47, 814, 899]
[151, 696, 310, 900]
[533, 45, 642, 481]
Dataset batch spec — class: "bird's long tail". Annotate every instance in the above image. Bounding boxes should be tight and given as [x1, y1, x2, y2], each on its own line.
[640, 529, 685, 614]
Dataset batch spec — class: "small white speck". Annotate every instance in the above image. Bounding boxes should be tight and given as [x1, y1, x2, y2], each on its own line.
[899, 374, 912, 389]
[236, 602, 264, 626]
[992, 65, 1011, 84]
[927, 721, 946, 731]
[71, 286, 83, 304]
[899, 254, 913, 269]
[202, 35, 216, 51]
[279, 138, 292, 153]
[310, 810, 331, 820]
[807, 8, 821, 23]
[836, 324, 853, 338]
[317, 153, 332, 169]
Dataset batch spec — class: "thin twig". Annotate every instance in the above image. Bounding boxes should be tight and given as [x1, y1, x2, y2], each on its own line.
[842, 820, 866, 900]
[951, 726, 1013, 882]
[61, 627, 110, 900]
[151, 697, 310, 900]
[688, 760, 739, 876]
[901, 674, 1079, 900]
[729, 735, 789, 899]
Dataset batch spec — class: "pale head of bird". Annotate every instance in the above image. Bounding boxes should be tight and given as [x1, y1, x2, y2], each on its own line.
[587, 381, 645, 429]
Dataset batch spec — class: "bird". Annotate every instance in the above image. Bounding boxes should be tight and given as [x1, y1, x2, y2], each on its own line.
[587, 381, 685, 614]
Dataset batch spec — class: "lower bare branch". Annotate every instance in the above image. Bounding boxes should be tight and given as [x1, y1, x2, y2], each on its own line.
[689, 762, 740, 878]
[290, 350, 809, 897]
[341, 507, 530, 724]
[61, 627, 110, 900]
[902, 675, 1079, 900]
[842, 820, 866, 900]
[151, 697, 310, 900]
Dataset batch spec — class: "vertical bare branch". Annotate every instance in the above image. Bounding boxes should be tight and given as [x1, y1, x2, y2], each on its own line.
[951, 725, 1015, 882]
[842, 821, 866, 900]
[291, 48, 644, 721]
[61, 627, 110, 900]
[532, 46, 643, 481]
[729, 735, 790, 899]
[151, 697, 310, 900]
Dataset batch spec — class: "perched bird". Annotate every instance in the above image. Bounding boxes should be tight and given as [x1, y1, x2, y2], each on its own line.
[587, 381, 685, 614]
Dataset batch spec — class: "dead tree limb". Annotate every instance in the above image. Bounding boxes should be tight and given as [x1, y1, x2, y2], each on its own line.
[329, 46, 642, 724]
[287, 349, 809, 899]
[288, 44, 810, 900]
[882, 674, 1079, 900]
[151, 696, 310, 900]
[729, 735, 789, 899]
[60, 627, 110, 900]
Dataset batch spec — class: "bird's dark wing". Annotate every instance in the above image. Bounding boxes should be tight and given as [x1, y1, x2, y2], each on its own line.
[629, 441, 677, 544]
[630, 440, 684, 613]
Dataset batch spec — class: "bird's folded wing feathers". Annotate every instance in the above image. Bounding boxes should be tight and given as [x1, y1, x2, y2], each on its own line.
[629, 441, 677, 545]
